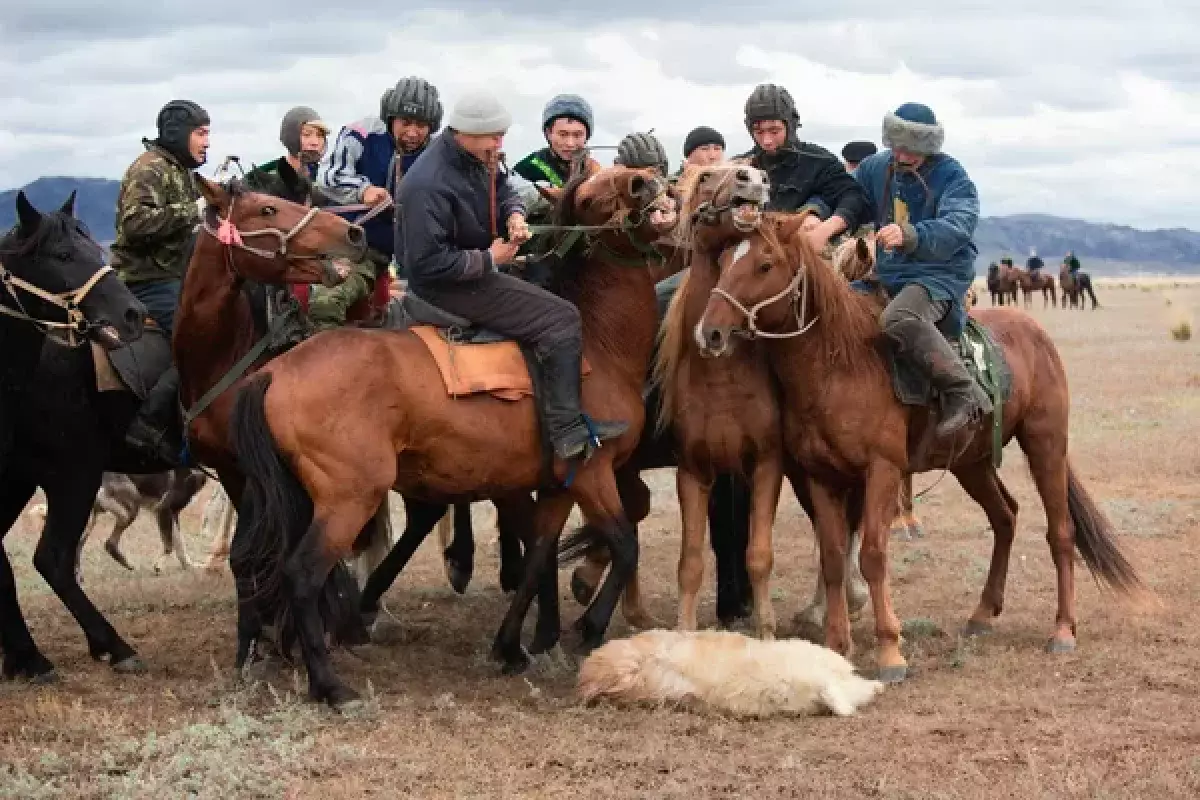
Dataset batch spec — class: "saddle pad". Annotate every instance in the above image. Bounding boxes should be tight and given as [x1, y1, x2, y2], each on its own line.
[410, 325, 589, 401]
[104, 323, 173, 399]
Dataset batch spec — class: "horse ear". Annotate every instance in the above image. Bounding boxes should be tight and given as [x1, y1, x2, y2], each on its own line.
[855, 236, 871, 262]
[15, 191, 42, 235]
[59, 190, 77, 217]
[196, 175, 230, 211]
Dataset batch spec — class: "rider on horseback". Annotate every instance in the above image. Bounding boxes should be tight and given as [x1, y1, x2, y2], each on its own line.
[117, 100, 209, 463]
[615, 132, 671, 176]
[737, 83, 869, 249]
[1027, 247, 1045, 275]
[1064, 251, 1081, 275]
[512, 94, 595, 190]
[314, 77, 442, 329]
[243, 106, 331, 203]
[841, 140, 877, 172]
[681, 126, 727, 170]
[395, 89, 627, 463]
[854, 102, 992, 439]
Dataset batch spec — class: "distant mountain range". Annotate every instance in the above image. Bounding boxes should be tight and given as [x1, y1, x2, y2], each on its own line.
[4, 176, 1199, 275]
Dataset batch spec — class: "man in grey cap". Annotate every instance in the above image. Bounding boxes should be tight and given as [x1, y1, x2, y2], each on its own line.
[396, 89, 628, 463]
[513, 93, 596, 189]
[244, 106, 332, 202]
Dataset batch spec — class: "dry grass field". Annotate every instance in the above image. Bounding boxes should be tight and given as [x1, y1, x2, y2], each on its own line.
[2, 282, 1198, 799]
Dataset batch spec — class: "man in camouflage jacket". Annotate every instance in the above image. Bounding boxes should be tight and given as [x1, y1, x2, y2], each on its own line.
[114, 99, 209, 465]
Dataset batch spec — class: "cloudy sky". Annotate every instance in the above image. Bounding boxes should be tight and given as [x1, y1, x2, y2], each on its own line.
[2, 1, 1198, 229]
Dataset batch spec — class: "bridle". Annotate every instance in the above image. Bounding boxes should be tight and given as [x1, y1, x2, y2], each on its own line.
[709, 245, 819, 340]
[0, 257, 117, 347]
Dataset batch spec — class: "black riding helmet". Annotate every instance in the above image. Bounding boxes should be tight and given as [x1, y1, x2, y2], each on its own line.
[382, 77, 443, 132]
[156, 99, 210, 169]
[743, 83, 800, 137]
[614, 131, 669, 175]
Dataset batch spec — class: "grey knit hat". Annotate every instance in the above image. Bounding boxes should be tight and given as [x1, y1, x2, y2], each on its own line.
[279, 106, 329, 156]
[446, 90, 512, 135]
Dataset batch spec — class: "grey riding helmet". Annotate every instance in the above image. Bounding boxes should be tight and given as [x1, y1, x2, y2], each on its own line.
[614, 132, 669, 175]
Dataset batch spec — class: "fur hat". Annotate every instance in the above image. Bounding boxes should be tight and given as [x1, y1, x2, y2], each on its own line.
[882, 103, 944, 155]
[446, 90, 512, 135]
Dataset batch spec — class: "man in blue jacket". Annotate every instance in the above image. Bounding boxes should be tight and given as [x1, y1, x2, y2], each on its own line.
[396, 90, 627, 463]
[854, 102, 991, 438]
[314, 76, 442, 327]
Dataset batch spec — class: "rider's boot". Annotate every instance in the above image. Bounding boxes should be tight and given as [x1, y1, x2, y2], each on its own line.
[124, 365, 184, 466]
[541, 342, 628, 462]
[888, 318, 989, 439]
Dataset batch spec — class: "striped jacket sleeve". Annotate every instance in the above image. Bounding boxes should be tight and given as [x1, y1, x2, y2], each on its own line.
[316, 126, 370, 204]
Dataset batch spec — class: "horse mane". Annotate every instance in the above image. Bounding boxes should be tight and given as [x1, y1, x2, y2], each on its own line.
[650, 267, 693, 436]
[771, 218, 880, 366]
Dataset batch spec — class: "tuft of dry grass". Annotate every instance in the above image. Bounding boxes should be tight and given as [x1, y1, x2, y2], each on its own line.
[1171, 320, 1192, 341]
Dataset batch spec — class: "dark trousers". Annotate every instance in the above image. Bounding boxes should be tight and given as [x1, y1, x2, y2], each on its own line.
[128, 279, 181, 336]
[880, 283, 949, 332]
[415, 271, 581, 359]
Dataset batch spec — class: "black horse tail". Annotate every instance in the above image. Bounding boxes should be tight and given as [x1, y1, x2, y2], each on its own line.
[1067, 461, 1152, 605]
[230, 375, 366, 653]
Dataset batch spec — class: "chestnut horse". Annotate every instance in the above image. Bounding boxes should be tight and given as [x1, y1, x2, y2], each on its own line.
[1014, 267, 1056, 308]
[228, 165, 679, 707]
[697, 216, 1148, 681]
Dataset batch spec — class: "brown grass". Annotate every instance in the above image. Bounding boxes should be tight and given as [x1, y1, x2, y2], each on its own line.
[3, 287, 1200, 799]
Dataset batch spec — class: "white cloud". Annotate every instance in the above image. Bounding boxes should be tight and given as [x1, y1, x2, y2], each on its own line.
[2, 4, 1199, 228]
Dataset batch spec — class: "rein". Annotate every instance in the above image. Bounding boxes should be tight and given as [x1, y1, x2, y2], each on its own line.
[0, 258, 116, 347]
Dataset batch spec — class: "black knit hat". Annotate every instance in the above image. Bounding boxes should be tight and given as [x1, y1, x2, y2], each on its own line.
[683, 126, 725, 157]
[841, 140, 877, 164]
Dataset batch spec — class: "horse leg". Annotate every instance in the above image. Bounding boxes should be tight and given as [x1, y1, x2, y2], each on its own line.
[806, 479, 853, 657]
[349, 495, 394, 590]
[614, 470, 655, 630]
[955, 462, 1019, 636]
[201, 486, 235, 573]
[102, 503, 136, 573]
[674, 467, 711, 632]
[227, 501, 268, 672]
[568, 469, 638, 653]
[495, 495, 530, 594]
[709, 473, 753, 625]
[443, 503, 475, 594]
[493, 491, 576, 672]
[36, 473, 143, 672]
[359, 499, 449, 628]
[75, 505, 101, 585]
[746, 457, 784, 639]
[1017, 428, 1077, 652]
[0, 476, 58, 682]
[859, 460, 906, 682]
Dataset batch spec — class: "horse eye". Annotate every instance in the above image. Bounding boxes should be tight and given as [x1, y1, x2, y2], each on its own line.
[261, 205, 277, 216]
[758, 261, 772, 274]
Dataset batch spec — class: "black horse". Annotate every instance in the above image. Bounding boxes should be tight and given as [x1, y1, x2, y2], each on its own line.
[1, 191, 149, 682]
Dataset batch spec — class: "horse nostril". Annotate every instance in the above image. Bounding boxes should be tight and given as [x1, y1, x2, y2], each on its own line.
[124, 308, 142, 328]
[737, 169, 749, 181]
[707, 328, 724, 348]
[346, 225, 366, 249]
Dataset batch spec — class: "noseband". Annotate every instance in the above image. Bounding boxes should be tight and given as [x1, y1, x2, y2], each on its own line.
[709, 251, 819, 340]
[0, 258, 117, 347]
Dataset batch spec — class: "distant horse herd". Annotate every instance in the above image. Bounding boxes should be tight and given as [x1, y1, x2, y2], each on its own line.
[986, 261, 1099, 310]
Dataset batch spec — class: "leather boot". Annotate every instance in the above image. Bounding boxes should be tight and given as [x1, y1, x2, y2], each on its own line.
[124, 365, 183, 465]
[887, 318, 984, 439]
[540, 343, 628, 461]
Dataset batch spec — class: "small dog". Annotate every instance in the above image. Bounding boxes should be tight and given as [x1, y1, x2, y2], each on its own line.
[28, 470, 207, 583]
[578, 629, 884, 718]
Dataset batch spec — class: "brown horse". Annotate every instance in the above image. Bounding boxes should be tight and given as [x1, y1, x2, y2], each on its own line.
[696, 216, 1149, 681]
[1060, 264, 1098, 310]
[228, 165, 679, 707]
[1015, 267, 1056, 308]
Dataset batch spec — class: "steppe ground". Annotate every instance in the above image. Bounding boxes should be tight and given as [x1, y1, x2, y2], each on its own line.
[2, 279, 1198, 799]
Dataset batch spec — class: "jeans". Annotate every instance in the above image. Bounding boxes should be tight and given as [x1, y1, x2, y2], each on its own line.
[127, 279, 181, 336]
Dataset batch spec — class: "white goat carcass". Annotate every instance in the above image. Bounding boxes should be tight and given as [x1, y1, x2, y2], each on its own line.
[578, 629, 884, 718]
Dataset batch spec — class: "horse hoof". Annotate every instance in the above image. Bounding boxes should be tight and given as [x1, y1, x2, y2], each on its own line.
[499, 646, 533, 676]
[104, 541, 134, 571]
[29, 668, 61, 685]
[111, 656, 147, 675]
[963, 620, 994, 637]
[326, 686, 362, 713]
[877, 665, 908, 683]
[1046, 636, 1076, 654]
[446, 560, 471, 595]
[569, 571, 596, 607]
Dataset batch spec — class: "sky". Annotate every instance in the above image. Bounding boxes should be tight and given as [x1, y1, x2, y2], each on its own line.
[2, 1, 1199, 229]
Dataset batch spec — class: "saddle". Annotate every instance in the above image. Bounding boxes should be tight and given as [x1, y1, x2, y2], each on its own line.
[92, 320, 172, 399]
[387, 292, 589, 402]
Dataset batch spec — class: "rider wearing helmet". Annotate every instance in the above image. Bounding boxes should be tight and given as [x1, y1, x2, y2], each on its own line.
[244, 106, 332, 204]
[738, 83, 869, 248]
[314, 77, 442, 329]
[614, 131, 670, 176]
[116, 99, 209, 464]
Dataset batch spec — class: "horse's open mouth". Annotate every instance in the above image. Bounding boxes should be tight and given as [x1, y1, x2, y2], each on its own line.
[731, 203, 763, 232]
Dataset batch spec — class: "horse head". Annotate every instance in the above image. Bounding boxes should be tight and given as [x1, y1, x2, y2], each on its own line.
[1, 191, 145, 348]
[831, 232, 876, 282]
[677, 163, 770, 251]
[555, 165, 680, 263]
[696, 214, 813, 357]
[196, 175, 367, 287]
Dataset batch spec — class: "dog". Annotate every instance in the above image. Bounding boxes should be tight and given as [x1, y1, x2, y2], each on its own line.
[578, 629, 884, 718]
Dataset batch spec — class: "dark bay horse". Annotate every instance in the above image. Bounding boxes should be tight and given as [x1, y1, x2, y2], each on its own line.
[229, 165, 679, 707]
[1, 191, 147, 681]
[1059, 264, 1098, 310]
[697, 216, 1149, 681]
